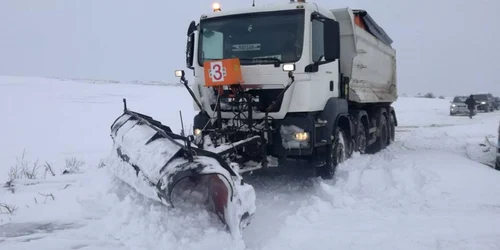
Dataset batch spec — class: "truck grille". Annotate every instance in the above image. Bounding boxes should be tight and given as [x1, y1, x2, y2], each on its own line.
[211, 89, 284, 113]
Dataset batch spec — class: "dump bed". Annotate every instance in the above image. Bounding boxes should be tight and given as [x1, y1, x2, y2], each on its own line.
[331, 8, 397, 104]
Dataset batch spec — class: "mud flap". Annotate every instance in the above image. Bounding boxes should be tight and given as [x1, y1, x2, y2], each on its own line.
[106, 110, 256, 236]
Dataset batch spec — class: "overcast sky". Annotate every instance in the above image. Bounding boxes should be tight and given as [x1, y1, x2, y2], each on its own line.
[1, 0, 499, 96]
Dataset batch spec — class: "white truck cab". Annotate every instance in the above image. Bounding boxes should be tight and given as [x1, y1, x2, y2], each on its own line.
[188, 1, 341, 120]
[176, 0, 398, 179]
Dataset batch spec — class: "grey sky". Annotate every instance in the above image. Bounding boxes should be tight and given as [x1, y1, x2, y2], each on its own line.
[1, 0, 499, 96]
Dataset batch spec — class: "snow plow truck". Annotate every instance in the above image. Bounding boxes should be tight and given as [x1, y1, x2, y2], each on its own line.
[107, 0, 398, 238]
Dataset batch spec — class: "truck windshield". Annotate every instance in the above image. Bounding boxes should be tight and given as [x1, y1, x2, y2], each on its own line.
[197, 9, 304, 66]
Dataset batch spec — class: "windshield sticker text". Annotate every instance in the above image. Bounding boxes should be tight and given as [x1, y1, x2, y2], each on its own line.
[258, 55, 282, 60]
[232, 44, 261, 52]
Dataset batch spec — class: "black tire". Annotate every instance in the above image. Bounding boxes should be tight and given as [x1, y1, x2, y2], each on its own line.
[378, 115, 389, 150]
[367, 109, 388, 153]
[388, 113, 396, 144]
[317, 126, 347, 180]
[357, 120, 367, 154]
[495, 158, 500, 171]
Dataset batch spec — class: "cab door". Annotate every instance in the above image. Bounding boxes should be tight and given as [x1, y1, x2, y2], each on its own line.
[306, 13, 341, 110]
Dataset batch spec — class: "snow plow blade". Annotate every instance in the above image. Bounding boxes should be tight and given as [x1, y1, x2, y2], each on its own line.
[106, 100, 256, 236]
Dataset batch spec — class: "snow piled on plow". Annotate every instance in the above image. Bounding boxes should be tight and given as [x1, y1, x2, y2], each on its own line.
[108, 111, 256, 236]
[1, 76, 500, 250]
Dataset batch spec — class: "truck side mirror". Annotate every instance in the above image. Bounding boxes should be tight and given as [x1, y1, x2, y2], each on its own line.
[186, 21, 197, 69]
[323, 19, 340, 61]
[186, 34, 195, 69]
[187, 21, 196, 36]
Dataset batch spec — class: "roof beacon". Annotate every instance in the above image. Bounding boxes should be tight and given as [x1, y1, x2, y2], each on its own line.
[212, 2, 221, 12]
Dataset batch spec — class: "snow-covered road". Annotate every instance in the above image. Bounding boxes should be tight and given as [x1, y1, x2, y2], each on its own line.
[1, 76, 499, 250]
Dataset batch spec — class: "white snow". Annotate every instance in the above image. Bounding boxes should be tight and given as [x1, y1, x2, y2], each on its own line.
[1, 76, 500, 250]
[0, 76, 192, 183]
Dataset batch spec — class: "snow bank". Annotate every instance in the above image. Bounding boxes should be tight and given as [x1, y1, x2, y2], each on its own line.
[48, 77, 182, 87]
[0, 76, 195, 182]
[0, 169, 246, 250]
[393, 97, 486, 127]
[1, 76, 500, 250]
[257, 149, 500, 250]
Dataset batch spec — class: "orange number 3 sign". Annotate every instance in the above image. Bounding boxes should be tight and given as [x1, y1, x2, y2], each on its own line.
[203, 58, 243, 87]
[209, 61, 226, 82]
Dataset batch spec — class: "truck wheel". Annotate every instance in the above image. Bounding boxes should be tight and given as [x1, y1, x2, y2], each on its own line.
[317, 126, 347, 180]
[367, 109, 388, 153]
[357, 121, 367, 154]
[375, 113, 389, 151]
[388, 113, 396, 143]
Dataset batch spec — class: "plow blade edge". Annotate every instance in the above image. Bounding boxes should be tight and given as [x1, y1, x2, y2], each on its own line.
[106, 110, 256, 236]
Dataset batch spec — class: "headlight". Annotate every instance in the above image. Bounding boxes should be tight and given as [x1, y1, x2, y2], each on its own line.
[293, 132, 309, 142]
[174, 70, 185, 78]
[451, 104, 456, 107]
[282, 63, 295, 72]
[194, 128, 202, 136]
[481, 102, 486, 104]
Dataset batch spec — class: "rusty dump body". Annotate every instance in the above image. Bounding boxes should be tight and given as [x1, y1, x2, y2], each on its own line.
[332, 8, 397, 103]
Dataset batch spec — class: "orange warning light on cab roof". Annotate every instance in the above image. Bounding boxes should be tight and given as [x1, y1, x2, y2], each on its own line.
[203, 58, 243, 87]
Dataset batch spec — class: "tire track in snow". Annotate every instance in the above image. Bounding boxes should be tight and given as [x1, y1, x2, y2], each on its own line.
[242, 115, 500, 249]
[242, 140, 440, 249]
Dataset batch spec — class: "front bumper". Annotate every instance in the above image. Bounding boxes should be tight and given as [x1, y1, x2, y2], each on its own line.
[272, 114, 315, 157]
[192, 112, 316, 159]
[497, 137, 500, 156]
[477, 104, 490, 111]
[496, 123, 500, 169]
[496, 151, 500, 169]
[496, 138, 500, 169]
[450, 106, 471, 115]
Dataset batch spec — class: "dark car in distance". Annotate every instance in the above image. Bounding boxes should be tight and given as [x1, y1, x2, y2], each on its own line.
[473, 93, 495, 112]
[493, 97, 500, 110]
[496, 120, 500, 170]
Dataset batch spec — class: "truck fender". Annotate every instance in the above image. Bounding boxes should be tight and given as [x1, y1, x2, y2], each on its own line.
[318, 98, 349, 144]
[352, 110, 369, 136]
[335, 114, 353, 141]
[388, 106, 398, 126]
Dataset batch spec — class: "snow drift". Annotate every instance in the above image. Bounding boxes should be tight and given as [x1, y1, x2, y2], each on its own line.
[1, 76, 500, 250]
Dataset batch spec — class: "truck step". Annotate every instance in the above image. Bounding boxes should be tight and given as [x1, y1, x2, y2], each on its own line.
[315, 121, 327, 128]
[369, 127, 377, 134]
[368, 137, 377, 145]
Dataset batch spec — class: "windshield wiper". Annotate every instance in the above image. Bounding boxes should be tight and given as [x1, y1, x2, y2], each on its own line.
[239, 57, 282, 67]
